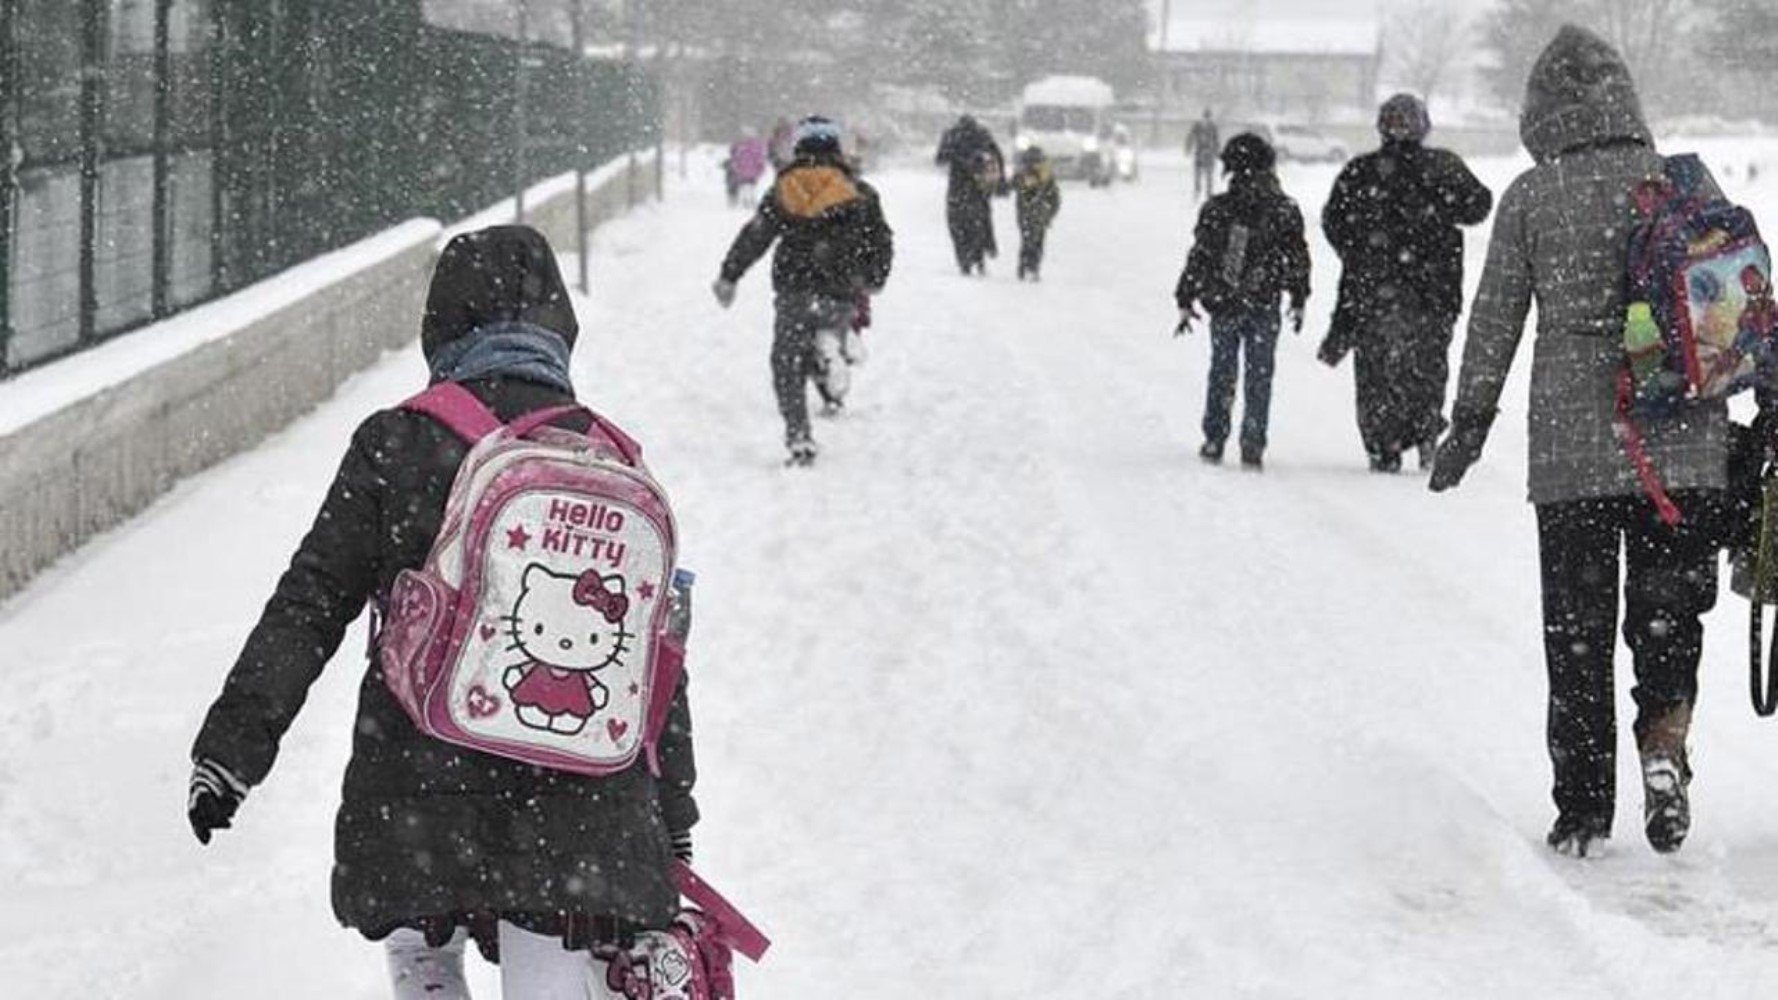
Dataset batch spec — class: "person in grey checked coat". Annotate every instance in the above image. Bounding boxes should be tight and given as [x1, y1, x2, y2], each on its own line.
[1429, 25, 1730, 859]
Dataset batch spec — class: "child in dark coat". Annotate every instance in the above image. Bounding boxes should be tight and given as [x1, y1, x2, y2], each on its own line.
[1011, 145, 1062, 281]
[188, 225, 697, 997]
[1174, 133, 1311, 470]
[714, 116, 895, 466]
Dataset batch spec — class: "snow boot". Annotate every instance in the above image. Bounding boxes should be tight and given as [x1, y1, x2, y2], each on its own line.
[1199, 440, 1224, 464]
[1547, 814, 1611, 858]
[1240, 447, 1264, 472]
[1369, 451, 1402, 474]
[1638, 703, 1693, 853]
[785, 437, 818, 468]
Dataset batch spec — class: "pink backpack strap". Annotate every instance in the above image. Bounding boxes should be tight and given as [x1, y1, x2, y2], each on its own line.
[588, 413, 643, 466]
[672, 861, 770, 961]
[400, 382, 503, 443]
[505, 405, 644, 467]
[402, 384, 644, 467]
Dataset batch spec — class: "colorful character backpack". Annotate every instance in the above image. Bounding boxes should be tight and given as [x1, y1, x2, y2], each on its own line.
[1618, 153, 1778, 523]
[375, 382, 685, 776]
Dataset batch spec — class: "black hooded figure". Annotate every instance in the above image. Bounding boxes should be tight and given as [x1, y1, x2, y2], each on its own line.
[935, 115, 1006, 275]
[1174, 134, 1311, 470]
[1320, 93, 1493, 472]
[188, 225, 699, 987]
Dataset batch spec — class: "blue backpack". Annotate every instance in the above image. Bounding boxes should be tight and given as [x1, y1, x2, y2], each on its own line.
[1618, 154, 1778, 523]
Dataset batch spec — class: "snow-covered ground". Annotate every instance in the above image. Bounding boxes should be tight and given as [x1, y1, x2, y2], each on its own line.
[7, 142, 1778, 998]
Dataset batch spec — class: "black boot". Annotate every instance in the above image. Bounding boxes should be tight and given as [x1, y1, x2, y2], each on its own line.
[1547, 813, 1612, 858]
[1199, 440, 1224, 464]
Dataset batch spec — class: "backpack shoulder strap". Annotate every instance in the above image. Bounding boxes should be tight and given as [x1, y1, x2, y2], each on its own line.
[400, 381, 503, 443]
[504, 403, 644, 467]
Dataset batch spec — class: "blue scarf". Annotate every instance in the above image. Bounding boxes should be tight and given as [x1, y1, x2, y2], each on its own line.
[428, 321, 575, 395]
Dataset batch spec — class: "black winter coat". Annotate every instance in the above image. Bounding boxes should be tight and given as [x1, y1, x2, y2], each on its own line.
[1321, 141, 1492, 360]
[935, 119, 1005, 202]
[719, 153, 894, 300]
[192, 227, 697, 952]
[1175, 171, 1311, 316]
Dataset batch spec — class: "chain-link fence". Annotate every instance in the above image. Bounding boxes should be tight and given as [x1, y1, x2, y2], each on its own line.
[0, 0, 656, 375]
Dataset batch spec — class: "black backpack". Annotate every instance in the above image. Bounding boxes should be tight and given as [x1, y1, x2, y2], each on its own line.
[1199, 197, 1284, 315]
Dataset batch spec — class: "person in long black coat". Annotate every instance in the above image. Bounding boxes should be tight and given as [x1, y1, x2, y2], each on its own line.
[935, 115, 1005, 275]
[187, 225, 697, 989]
[1319, 93, 1493, 472]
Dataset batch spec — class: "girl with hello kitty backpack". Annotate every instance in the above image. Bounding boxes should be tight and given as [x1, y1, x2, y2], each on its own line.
[188, 225, 765, 998]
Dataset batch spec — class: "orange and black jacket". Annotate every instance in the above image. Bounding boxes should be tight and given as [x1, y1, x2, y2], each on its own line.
[719, 153, 894, 299]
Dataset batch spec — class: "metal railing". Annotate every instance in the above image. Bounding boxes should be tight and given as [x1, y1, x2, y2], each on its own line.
[0, 0, 656, 376]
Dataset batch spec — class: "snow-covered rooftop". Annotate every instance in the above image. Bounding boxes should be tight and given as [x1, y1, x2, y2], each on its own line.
[1153, 16, 1380, 57]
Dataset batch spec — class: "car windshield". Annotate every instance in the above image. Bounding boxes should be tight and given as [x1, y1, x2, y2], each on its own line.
[1021, 105, 1097, 133]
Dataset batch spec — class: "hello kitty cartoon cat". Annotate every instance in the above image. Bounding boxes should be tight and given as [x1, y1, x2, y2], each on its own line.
[501, 564, 633, 735]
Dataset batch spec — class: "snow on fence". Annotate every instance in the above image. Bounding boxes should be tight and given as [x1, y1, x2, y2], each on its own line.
[0, 151, 660, 602]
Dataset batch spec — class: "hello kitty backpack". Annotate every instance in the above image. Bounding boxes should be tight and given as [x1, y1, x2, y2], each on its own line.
[375, 381, 685, 777]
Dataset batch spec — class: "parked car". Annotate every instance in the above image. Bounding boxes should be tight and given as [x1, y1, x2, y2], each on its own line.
[1267, 123, 1348, 163]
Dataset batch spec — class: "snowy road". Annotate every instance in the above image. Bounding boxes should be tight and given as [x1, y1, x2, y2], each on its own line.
[7, 147, 1778, 997]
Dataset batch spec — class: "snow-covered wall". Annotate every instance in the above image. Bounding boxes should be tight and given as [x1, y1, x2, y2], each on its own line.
[0, 151, 660, 600]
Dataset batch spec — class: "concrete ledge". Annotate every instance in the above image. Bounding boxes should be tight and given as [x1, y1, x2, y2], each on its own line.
[0, 150, 660, 601]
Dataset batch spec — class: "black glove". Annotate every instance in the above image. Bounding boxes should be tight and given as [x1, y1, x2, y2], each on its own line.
[1428, 410, 1495, 493]
[188, 757, 248, 845]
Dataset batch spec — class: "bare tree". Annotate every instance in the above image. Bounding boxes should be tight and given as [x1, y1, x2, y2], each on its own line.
[1383, 0, 1472, 107]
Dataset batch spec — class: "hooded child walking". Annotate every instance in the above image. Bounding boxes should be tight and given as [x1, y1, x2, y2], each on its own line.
[1011, 145, 1061, 281]
[1175, 133, 1311, 470]
[187, 226, 699, 998]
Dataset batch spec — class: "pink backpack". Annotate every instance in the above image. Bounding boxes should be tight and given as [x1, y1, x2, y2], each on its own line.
[376, 382, 685, 776]
[603, 863, 772, 1000]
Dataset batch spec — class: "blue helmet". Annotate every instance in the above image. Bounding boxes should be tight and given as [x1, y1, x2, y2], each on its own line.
[793, 116, 844, 157]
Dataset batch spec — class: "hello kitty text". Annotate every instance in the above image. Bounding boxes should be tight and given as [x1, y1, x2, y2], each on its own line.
[540, 498, 628, 568]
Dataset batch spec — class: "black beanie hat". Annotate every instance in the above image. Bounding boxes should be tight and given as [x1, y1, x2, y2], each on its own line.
[421, 225, 578, 363]
[1220, 132, 1276, 175]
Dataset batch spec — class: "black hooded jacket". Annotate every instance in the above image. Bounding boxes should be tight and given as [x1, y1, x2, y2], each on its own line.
[720, 151, 894, 299]
[1175, 170, 1311, 317]
[191, 225, 697, 949]
[1323, 140, 1493, 329]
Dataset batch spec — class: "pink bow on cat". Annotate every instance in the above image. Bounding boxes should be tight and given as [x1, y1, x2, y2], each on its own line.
[573, 570, 630, 623]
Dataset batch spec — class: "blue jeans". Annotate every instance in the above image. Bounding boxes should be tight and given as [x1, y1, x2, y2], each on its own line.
[1202, 308, 1280, 454]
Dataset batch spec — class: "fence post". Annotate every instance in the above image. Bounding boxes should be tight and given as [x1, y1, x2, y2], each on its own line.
[0, 0, 15, 372]
[571, 0, 588, 293]
[513, 0, 527, 223]
[151, 0, 171, 318]
[78, 0, 102, 343]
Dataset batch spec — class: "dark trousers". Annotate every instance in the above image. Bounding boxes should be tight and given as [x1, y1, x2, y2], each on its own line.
[1352, 298, 1454, 460]
[772, 293, 852, 445]
[946, 188, 996, 272]
[1202, 308, 1280, 455]
[1017, 217, 1049, 276]
[1193, 158, 1216, 201]
[1535, 493, 1720, 828]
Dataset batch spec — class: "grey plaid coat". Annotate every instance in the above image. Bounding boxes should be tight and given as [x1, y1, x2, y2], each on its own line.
[1449, 25, 1728, 505]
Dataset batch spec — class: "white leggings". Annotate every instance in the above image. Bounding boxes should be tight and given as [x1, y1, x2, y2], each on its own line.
[386, 923, 619, 1000]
